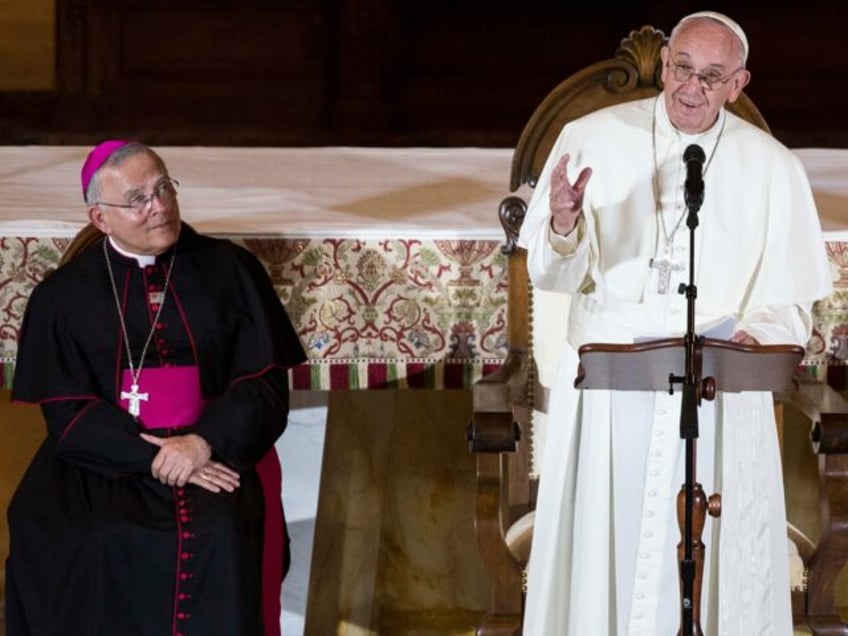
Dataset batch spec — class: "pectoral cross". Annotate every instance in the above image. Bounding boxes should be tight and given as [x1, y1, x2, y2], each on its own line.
[649, 249, 685, 294]
[121, 383, 149, 418]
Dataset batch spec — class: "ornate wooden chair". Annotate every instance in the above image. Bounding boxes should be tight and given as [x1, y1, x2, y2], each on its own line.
[468, 24, 848, 636]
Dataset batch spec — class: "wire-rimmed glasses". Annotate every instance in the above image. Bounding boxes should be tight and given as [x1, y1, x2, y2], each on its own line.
[94, 177, 179, 216]
[666, 60, 743, 91]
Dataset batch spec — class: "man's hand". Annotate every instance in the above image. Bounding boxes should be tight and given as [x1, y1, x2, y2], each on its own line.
[141, 432, 217, 488]
[549, 153, 592, 236]
[728, 330, 759, 345]
[188, 461, 241, 493]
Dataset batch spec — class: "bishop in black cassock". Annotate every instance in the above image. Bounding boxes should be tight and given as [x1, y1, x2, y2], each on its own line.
[6, 141, 306, 636]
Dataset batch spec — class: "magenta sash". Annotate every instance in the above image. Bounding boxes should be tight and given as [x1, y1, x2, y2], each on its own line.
[119, 366, 207, 429]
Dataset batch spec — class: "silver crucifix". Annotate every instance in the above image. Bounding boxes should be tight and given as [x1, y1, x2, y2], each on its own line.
[121, 383, 149, 417]
[649, 253, 685, 294]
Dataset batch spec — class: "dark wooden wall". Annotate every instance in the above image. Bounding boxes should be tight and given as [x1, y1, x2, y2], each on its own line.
[1, 0, 845, 149]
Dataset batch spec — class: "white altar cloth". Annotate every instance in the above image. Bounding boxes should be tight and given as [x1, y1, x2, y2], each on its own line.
[0, 146, 529, 239]
[0, 146, 846, 240]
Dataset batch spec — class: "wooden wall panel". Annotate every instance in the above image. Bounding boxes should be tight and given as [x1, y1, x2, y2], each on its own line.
[43, 0, 335, 145]
[0, 1, 845, 148]
[0, 0, 54, 91]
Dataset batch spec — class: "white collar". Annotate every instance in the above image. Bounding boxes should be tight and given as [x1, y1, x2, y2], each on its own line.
[107, 236, 157, 268]
[655, 94, 726, 146]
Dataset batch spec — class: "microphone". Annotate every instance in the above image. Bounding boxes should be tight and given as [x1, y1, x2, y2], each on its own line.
[683, 144, 705, 212]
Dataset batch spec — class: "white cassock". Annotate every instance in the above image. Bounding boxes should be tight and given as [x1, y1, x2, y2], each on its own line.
[519, 96, 833, 636]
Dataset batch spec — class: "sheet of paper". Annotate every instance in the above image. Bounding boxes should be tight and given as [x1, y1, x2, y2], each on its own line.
[701, 315, 737, 340]
[634, 315, 737, 343]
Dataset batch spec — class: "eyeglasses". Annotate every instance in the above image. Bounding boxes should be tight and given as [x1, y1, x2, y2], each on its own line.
[94, 177, 179, 215]
[666, 60, 743, 91]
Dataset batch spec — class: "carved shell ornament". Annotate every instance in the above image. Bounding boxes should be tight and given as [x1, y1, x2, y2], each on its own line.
[606, 26, 667, 92]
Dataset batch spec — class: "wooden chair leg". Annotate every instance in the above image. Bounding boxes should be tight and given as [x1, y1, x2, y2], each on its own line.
[473, 452, 523, 636]
[790, 382, 848, 634]
[805, 452, 848, 635]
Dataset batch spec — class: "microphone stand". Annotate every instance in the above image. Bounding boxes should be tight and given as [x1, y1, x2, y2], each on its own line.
[670, 144, 710, 636]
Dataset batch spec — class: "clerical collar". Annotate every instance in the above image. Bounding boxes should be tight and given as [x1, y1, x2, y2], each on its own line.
[106, 236, 157, 268]
[655, 95, 726, 147]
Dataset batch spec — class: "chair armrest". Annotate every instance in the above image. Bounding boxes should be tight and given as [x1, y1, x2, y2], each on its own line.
[468, 352, 530, 453]
[782, 379, 848, 452]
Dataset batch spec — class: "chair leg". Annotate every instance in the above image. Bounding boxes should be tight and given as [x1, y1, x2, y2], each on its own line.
[474, 453, 522, 636]
[806, 442, 848, 633]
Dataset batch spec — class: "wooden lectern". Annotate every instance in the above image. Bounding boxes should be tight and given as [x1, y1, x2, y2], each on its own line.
[575, 336, 805, 636]
[576, 337, 804, 395]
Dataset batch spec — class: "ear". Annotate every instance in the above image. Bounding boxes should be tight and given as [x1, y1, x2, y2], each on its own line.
[88, 205, 110, 234]
[726, 69, 751, 103]
[659, 46, 670, 84]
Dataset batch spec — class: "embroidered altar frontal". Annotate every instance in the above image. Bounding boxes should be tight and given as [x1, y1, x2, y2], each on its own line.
[0, 235, 508, 390]
[4, 233, 848, 390]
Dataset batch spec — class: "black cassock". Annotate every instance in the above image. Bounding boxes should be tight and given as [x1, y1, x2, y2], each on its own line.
[7, 224, 306, 636]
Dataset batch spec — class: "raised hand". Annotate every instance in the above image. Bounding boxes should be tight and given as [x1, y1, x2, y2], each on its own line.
[549, 153, 592, 236]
